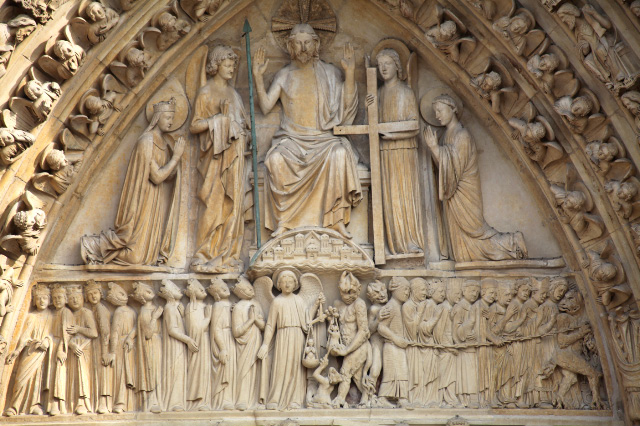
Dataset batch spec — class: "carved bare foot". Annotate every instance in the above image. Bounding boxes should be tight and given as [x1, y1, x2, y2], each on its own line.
[4, 408, 16, 417]
[330, 221, 352, 239]
[30, 404, 43, 415]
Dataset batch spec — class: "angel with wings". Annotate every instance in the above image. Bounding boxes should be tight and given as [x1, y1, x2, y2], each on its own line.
[255, 269, 325, 410]
[605, 179, 640, 221]
[38, 26, 85, 81]
[470, 59, 518, 115]
[31, 143, 81, 197]
[550, 171, 604, 243]
[492, 8, 548, 58]
[9, 69, 61, 126]
[425, 8, 476, 65]
[71, 0, 120, 46]
[69, 74, 125, 139]
[0, 190, 46, 257]
[527, 46, 579, 98]
[109, 40, 152, 88]
[151, 3, 191, 51]
[180, 0, 223, 22]
[586, 136, 633, 179]
[554, 90, 605, 136]
[508, 103, 564, 180]
[0, 109, 35, 166]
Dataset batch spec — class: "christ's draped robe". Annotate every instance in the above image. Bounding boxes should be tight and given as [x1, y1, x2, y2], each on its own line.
[438, 122, 526, 262]
[378, 80, 424, 254]
[264, 60, 362, 231]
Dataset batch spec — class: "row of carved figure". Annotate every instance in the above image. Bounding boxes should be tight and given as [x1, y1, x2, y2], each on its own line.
[2, 273, 606, 416]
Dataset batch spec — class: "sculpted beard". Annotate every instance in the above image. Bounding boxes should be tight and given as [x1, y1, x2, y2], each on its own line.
[288, 39, 319, 64]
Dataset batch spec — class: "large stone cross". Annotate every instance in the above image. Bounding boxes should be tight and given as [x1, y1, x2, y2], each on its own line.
[334, 67, 419, 265]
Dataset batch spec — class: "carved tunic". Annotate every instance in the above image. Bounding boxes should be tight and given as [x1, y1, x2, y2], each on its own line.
[111, 305, 137, 411]
[233, 299, 263, 409]
[452, 298, 478, 396]
[49, 307, 72, 408]
[378, 81, 424, 255]
[90, 303, 112, 406]
[438, 122, 524, 262]
[162, 301, 187, 411]
[185, 300, 211, 408]
[136, 304, 162, 406]
[68, 307, 98, 411]
[378, 298, 408, 399]
[264, 60, 362, 231]
[7, 309, 53, 414]
[211, 300, 235, 409]
[264, 294, 308, 409]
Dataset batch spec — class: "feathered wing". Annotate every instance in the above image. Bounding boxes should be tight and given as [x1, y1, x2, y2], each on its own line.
[31, 173, 57, 197]
[253, 276, 274, 320]
[298, 273, 323, 310]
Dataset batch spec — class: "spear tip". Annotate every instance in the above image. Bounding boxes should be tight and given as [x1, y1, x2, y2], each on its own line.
[243, 18, 252, 34]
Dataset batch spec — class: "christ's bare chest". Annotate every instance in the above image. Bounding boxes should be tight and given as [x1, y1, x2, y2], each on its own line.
[281, 66, 319, 129]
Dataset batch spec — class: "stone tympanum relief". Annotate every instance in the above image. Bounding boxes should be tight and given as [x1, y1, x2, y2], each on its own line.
[2, 0, 640, 424]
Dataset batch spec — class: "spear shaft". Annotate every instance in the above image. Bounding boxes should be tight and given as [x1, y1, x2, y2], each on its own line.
[243, 19, 261, 251]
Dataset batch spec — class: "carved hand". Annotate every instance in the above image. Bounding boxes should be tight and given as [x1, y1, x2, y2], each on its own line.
[249, 305, 256, 321]
[173, 136, 186, 159]
[103, 352, 115, 366]
[57, 350, 67, 365]
[423, 126, 439, 151]
[365, 94, 375, 108]
[253, 47, 269, 77]
[341, 43, 356, 74]
[5, 350, 19, 364]
[124, 337, 134, 352]
[257, 343, 268, 359]
[219, 349, 228, 364]
[220, 99, 230, 117]
[378, 307, 391, 320]
[66, 325, 78, 335]
[153, 306, 164, 319]
[187, 338, 199, 353]
[394, 337, 409, 349]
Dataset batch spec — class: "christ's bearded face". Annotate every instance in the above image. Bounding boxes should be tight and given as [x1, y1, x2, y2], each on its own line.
[289, 32, 318, 64]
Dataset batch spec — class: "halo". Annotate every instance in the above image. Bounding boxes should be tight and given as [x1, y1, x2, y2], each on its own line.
[420, 86, 464, 126]
[371, 38, 411, 80]
[144, 77, 189, 132]
[272, 266, 301, 291]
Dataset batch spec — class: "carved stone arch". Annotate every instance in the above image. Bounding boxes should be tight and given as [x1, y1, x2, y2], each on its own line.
[0, 0, 638, 423]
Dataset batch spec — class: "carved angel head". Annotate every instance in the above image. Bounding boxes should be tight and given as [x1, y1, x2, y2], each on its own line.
[376, 48, 404, 81]
[275, 270, 299, 294]
[437, 20, 458, 41]
[366, 280, 388, 305]
[557, 3, 580, 30]
[13, 209, 45, 231]
[631, 1, 640, 18]
[621, 91, 640, 116]
[45, 149, 68, 171]
[571, 96, 593, 117]
[539, 53, 560, 72]
[206, 45, 238, 78]
[87, 2, 107, 22]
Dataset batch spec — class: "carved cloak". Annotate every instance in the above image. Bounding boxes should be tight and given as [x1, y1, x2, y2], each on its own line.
[233, 299, 263, 409]
[81, 130, 180, 266]
[438, 122, 525, 262]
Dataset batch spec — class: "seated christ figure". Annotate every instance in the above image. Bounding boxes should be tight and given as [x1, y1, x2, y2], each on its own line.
[252, 24, 362, 239]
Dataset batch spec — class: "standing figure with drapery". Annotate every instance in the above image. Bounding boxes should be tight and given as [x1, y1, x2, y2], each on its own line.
[369, 47, 424, 255]
[184, 279, 212, 411]
[423, 95, 527, 262]
[48, 284, 72, 416]
[252, 24, 362, 239]
[256, 270, 325, 410]
[131, 282, 163, 413]
[85, 280, 112, 415]
[4, 284, 53, 417]
[81, 98, 185, 266]
[209, 278, 236, 410]
[190, 45, 252, 273]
